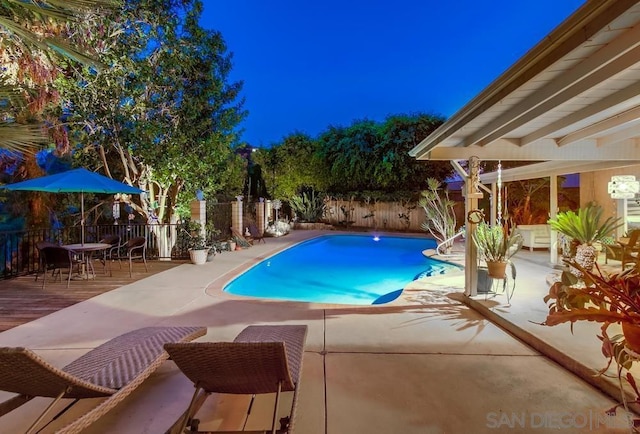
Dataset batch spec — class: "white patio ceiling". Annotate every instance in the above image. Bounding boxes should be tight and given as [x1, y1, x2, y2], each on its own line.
[409, 0, 640, 173]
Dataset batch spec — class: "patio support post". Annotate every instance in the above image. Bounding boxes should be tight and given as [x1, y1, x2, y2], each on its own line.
[549, 175, 559, 265]
[452, 158, 482, 296]
[617, 198, 628, 237]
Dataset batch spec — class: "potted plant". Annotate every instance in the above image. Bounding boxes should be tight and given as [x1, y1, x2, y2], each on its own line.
[547, 204, 622, 278]
[228, 238, 237, 251]
[542, 263, 640, 419]
[471, 222, 523, 278]
[184, 221, 209, 265]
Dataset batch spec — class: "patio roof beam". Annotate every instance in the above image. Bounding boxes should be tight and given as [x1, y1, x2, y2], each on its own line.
[521, 82, 640, 145]
[464, 31, 640, 148]
[409, 0, 637, 159]
[428, 138, 640, 161]
[558, 108, 640, 146]
[597, 125, 640, 147]
[479, 160, 640, 184]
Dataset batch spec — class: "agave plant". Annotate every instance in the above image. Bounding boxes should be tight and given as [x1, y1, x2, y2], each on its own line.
[547, 204, 622, 277]
[289, 190, 325, 223]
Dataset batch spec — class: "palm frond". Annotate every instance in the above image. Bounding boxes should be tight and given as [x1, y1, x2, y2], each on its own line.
[548, 204, 623, 245]
[0, 122, 47, 154]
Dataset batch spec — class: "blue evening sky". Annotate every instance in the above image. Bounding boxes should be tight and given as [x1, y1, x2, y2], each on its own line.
[200, 1, 586, 147]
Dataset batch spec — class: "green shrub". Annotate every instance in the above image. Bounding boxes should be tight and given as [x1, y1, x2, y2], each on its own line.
[290, 191, 325, 222]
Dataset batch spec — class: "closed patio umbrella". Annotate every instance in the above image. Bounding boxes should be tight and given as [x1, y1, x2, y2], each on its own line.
[2, 168, 145, 244]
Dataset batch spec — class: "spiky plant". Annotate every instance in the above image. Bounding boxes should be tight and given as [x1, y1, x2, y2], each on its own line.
[419, 178, 457, 252]
[472, 222, 523, 263]
[548, 204, 622, 277]
[289, 190, 325, 222]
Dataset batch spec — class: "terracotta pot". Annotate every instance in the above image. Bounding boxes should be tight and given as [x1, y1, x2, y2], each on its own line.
[622, 322, 640, 353]
[486, 261, 508, 279]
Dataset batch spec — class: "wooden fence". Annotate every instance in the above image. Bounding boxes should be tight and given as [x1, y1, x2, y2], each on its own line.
[322, 199, 428, 232]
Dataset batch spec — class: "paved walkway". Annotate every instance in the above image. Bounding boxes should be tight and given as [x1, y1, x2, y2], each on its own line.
[0, 230, 635, 433]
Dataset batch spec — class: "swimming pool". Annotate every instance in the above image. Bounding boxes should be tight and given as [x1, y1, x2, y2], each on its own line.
[223, 234, 458, 305]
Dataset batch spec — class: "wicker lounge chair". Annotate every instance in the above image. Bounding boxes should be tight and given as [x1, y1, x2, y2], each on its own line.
[0, 325, 206, 434]
[165, 324, 307, 434]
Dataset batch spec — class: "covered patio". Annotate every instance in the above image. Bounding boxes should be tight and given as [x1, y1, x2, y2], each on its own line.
[410, 0, 640, 295]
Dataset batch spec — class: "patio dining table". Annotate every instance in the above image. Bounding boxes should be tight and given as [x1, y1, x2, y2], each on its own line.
[63, 243, 112, 280]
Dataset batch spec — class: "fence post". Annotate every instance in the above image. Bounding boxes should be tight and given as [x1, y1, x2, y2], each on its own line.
[190, 200, 206, 238]
[231, 196, 243, 235]
[265, 200, 272, 230]
[255, 198, 266, 233]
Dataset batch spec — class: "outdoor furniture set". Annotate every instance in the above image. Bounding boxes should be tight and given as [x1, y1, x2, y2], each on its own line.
[0, 324, 307, 433]
[604, 229, 640, 269]
[35, 236, 148, 287]
[514, 224, 550, 251]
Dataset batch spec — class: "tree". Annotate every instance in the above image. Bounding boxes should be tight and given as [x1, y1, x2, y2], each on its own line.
[377, 114, 451, 190]
[253, 132, 328, 200]
[317, 120, 380, 193]
[54, 0, 246, 224]
[315, 114, 451, 194]
[0, 0, 116, 153]
[48, 0, 245, 256]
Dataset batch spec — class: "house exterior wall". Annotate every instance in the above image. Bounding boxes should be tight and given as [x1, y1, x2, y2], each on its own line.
[579, 165, 640, 222]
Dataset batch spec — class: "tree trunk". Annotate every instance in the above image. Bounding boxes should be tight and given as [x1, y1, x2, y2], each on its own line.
[150, 224, 177, 261]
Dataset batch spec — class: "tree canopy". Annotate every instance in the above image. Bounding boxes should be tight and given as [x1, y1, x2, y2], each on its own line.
[52, 0, 246, 223]
[254, 114, 453, 200]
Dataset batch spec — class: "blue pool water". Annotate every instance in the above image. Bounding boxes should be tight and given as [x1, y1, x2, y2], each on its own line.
[223, 234, 458, 305]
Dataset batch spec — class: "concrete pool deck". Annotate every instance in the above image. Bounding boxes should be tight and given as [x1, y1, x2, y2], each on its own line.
[0, 230, 635, 433]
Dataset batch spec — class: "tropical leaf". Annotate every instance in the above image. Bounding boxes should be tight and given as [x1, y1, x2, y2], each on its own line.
[471, 222, 523, 262]
[0, 122, 48, 154]
[547, 204, 623, 245]
[0, 0, 119, 152]
[543, 307, 628, 326]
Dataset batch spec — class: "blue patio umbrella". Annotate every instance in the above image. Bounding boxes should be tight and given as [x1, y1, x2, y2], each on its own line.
[2, 168, 144, 244]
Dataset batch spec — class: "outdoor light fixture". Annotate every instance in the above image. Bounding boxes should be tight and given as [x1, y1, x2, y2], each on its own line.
[608, 175, 640, 199]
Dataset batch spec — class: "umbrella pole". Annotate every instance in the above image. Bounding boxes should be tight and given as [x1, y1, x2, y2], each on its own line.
[81, 192, 85, 245]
